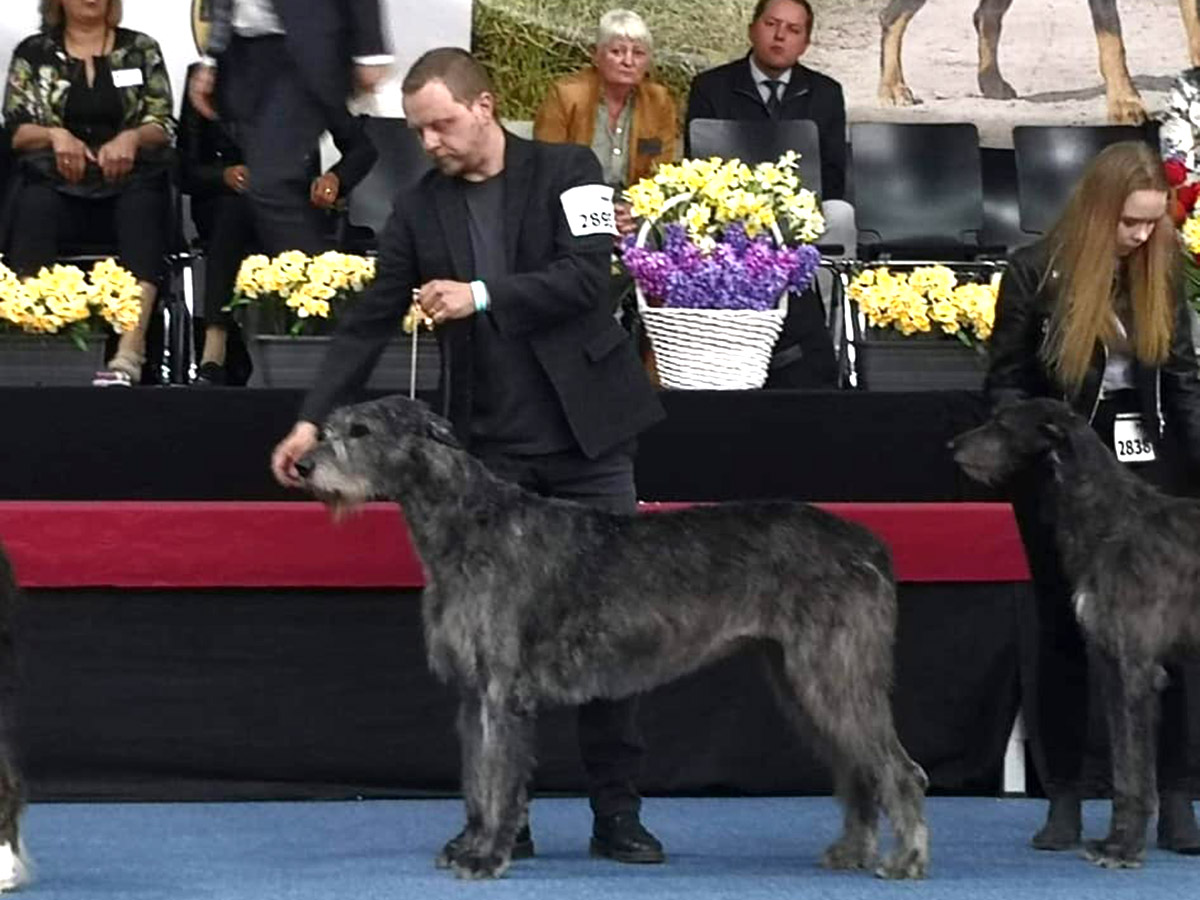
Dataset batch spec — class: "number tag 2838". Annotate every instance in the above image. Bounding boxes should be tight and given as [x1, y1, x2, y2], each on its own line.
[1113, 413, 1156, 463]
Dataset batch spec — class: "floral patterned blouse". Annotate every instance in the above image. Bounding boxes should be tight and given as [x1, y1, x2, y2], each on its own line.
[3, 27, 176, 143]
[1160, 67, 1200, 177]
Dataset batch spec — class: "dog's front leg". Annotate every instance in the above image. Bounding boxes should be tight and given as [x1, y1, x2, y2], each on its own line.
[1085, 652, 1159, 869]
[436, 691, 486, 869]
[451, 693, 536, 880]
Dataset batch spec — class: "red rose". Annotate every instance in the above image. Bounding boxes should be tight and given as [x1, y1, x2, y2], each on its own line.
[1165, 157, 1189, 187]
[1179, 182, 1200, 213]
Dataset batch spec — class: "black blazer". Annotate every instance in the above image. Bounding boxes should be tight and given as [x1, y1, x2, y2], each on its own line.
[685, 55, 847, 200]
[203, 0, 387, 114]
[300, 133, 664, 459]
[986, 239, 1200, 461]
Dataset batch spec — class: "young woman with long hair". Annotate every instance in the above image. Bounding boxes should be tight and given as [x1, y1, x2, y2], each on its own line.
[988, 140, 1200, 854]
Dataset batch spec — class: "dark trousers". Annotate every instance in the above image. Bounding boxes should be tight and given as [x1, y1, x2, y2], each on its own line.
[472, 440, 645, 817]
[217, 35, 331, 256]
[1013, 392, 1200, 795]
[764, 287, 838, 389]
[194, 192, 259, 324]
[5, 179, 167, 281]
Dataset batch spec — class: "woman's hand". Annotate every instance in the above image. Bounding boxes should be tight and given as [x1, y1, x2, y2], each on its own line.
[96, 129, 140, 182]
[223, 164, 249, 193]
[614, 200, 636, 237]
[49, 128, 94, 184]
[310, 172, 341, 209]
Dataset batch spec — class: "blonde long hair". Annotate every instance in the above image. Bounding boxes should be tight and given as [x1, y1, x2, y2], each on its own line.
[41, 0, 123, 29]
[1041, 140, 1177, 394]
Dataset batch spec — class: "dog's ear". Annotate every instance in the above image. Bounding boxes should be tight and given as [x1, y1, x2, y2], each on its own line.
[425, 416, 462, 448]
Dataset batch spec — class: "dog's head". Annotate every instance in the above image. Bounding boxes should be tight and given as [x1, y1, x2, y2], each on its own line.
[951, 397, 1087, 486]
[295, 395, 462, 514]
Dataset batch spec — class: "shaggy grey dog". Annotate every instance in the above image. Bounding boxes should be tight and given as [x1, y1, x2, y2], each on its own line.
[0, 546, 27, 891]
[297, 395, 929, 881]
[953, 397, 1200, 869]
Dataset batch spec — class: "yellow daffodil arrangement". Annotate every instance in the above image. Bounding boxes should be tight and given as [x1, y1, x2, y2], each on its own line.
[0, 258, 141, 348]
[847, 265, 1001, 348]
[231, 250, 376, 334]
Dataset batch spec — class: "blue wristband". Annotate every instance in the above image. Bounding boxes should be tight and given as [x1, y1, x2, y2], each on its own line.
[470, 280, 490, 313]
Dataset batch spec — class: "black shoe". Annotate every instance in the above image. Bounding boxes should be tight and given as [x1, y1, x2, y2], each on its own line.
[1031, 793, 1081, 851]
[1158, 792, 1200, 854]
[511, 824, 535, 860]
[590, 812, 665, 864]
[195, 362, 227, 386]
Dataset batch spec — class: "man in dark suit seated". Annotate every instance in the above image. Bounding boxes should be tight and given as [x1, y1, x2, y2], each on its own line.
[684, 0, 844, 388]
[270, 48, 666, 865]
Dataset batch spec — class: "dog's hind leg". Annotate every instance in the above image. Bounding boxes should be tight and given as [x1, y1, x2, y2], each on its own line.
[1085, 651, 1159, 869]
[759, 647, 880, 870]
[450, 691, 536, 880]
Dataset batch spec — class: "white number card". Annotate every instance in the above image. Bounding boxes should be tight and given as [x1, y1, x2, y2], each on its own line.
[560, 184, 617, 237]
[111, 68, 144, 88]
[1113, 413, 1156, 464]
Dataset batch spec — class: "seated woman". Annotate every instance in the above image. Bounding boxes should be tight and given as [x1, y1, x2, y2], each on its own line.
[178, 63, 377, 385]
[2, 0, 175, 386]
[534, 8, 677, 236]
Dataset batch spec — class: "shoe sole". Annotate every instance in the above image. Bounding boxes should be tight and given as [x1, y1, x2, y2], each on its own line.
[589, 839, 665, 864]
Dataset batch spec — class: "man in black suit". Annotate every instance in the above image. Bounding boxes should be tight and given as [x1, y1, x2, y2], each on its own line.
[188, 0, 390, 254]
[271, 48, 666, 865]
[685, 0, 843, 389]
[685, 0, 846, 200]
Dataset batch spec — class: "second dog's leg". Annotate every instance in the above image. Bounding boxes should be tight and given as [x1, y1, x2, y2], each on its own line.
[1086, 652, 1159, 868]
[451, 695, 536, 880]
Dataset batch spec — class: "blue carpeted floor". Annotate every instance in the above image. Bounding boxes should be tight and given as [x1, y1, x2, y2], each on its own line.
[20, 797, 1200, 899]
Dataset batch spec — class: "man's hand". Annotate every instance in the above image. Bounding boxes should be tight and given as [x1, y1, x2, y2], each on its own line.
[310, 172, 341, 209]
[354, 63, 390, 95]
[96, 129, 140, 182]
[223, 164, 249, 193]
[416, 279, 476, 324]
[49, 128, 95, 184]
[188, 64, 219, 120]
[271, 421, 320, 489]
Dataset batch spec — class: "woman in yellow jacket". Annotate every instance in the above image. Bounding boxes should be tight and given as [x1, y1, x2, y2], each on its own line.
[534, 9, 677, 235]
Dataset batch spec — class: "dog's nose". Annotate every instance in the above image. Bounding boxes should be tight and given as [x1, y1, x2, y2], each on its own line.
[294, 456, 314, 479]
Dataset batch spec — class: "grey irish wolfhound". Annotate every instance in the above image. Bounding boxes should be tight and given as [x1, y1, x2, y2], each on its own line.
[953, 397, 1200, 869]
[297, 395, 929, 881]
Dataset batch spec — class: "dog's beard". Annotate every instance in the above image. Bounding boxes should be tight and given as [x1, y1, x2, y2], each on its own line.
[306, 468, 373, 521]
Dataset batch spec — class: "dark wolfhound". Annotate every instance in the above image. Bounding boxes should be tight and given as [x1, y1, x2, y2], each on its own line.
[953, 397, 1200, 868]
[296, 395, 928, 881]
[0, 545, 26, 890]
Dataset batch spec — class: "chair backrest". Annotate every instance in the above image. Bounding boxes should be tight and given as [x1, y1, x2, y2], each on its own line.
[980, 147, 1033, 256]
[850, 122, 984, 259]
[1012, 124, 1152, 236]
[346, 117, 431, 239]
[688, 118, 823, 197]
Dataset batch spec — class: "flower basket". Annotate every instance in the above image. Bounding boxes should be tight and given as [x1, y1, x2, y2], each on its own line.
[623, 154, 824, 390]
[0, 258, 141, 384]
[847, 264, 999, 392]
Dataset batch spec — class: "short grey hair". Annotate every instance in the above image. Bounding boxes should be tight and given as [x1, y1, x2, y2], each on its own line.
[597, 9, 653, 51]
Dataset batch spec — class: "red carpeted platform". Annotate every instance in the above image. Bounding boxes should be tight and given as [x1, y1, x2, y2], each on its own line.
[0, 501, 1030, 588]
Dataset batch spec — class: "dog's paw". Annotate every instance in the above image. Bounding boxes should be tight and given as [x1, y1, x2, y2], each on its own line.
[451, 851, 509, 880]
[435, 829, 474, 870]
[875, 847, 927, 880]
[0, 842, 29, 892]
[821, 837, 876, 870]
[1083, 839, 1144, 869]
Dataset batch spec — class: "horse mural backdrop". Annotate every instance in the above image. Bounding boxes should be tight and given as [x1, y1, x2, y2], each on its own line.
[475, 0, 1195, 146]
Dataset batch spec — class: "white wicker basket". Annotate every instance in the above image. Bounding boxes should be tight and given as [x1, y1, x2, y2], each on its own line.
[634, 193, 788, 390]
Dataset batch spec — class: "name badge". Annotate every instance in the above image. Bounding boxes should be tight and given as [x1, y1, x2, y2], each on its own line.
[1113, 413, 1156, 464]
[560, 184, 617, 237]
[111, 68, 144, 88]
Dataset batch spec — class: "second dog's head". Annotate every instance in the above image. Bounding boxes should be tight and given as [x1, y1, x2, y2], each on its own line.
[951, 397, 1088, 486]
[295, 395, 462, 513]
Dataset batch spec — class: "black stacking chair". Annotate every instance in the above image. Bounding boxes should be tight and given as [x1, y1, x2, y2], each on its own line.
[688, 118, 823, 197]
[980, 146, 1033, 257]
[1012, 124, 1155, 237]
[850, 122, 988, 261]
[343, 117, 431, 251]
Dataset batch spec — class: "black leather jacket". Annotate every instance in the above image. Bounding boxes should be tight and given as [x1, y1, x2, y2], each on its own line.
[985, 240, 1200, 460]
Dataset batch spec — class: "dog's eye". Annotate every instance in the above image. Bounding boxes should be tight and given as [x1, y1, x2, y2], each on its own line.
[348, 423, 371, 438]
